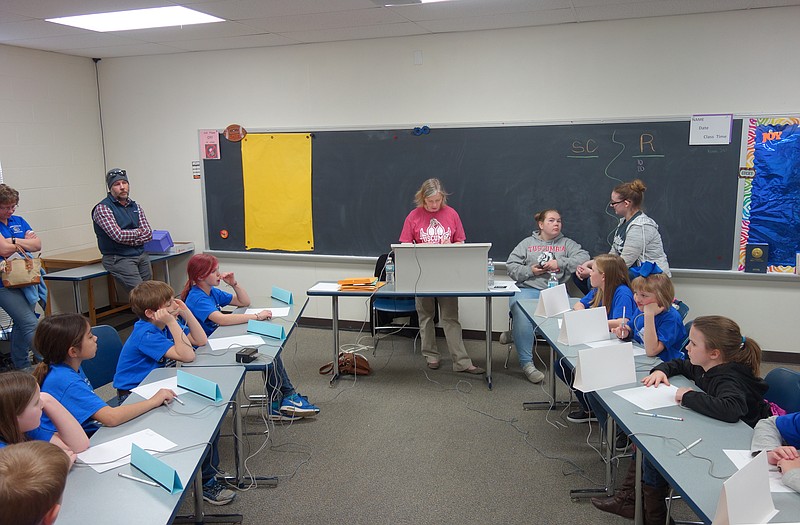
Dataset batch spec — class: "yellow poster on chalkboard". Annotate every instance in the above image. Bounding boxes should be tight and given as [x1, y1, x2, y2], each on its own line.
[241, 133, 313, 251]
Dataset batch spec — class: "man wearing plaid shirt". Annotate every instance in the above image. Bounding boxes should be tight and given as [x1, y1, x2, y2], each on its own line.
[92, 168, 153, 292]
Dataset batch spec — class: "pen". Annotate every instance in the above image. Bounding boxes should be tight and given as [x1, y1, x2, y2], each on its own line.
[635, 411, 684, 421]
[118, 472, 160, 487]
[677, 438, 702, 456]
[172, 395, 185, 405]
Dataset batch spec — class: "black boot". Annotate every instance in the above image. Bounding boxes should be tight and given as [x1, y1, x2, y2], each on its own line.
[591, 460, 636, 519]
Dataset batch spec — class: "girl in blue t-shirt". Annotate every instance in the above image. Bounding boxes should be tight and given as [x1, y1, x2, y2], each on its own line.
[573, 253, 635, 330]
[0, 370, 88, 461]
[612, 264, 686, 362]
[180, 254, 319, 420]
[32, 314, 178, 435]
[564, 254, 636, 424]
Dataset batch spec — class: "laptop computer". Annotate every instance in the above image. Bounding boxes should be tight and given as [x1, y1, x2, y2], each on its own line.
[390, 243, 491, 293]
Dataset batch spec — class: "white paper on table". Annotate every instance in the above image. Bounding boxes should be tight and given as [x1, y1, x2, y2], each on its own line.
[584, 339, 646, 356]
[712, 451, 778, 525]
[77, 429, 177, 473]
[131, 377, 189, 400]
[208, 334, 266, 351]
[308, 282, 339, 292]
[724, 449, 795, 493]
[490, 280, 520, 292]
[613, 384, 680, 410]
[245, 307, 290, 317]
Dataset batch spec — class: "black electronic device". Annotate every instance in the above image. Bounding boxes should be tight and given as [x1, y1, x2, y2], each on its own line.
[235, 347, 258, 363]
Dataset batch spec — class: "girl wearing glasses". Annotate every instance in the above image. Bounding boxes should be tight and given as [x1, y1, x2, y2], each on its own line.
[0, 184, 43, 370]
[576, 179, 670, 286]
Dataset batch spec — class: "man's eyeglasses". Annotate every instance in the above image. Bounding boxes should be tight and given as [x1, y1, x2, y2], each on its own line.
[0, 204, 18, 212]
[608, 200, 625, 208]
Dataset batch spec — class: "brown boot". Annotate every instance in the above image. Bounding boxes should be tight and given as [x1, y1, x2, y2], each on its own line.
[591, 461, 636, 519]
[643, 484, 675, 525]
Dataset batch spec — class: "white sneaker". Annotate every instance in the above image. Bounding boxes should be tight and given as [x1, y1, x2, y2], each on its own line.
[522, 363, 545, 383]
[499, 331, 513, 345]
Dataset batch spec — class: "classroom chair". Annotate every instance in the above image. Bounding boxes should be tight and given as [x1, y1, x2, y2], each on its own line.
[0, 307, 13, 371]
[764, 367, 800, 414]
[82, 325, 124, 407]
[370, 253, 420, 354]
[672, 299, 690, 321]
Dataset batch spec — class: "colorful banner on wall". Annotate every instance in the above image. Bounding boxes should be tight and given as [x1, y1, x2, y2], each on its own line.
[739, 118, 800, 271]
[241, 133, 313, 251]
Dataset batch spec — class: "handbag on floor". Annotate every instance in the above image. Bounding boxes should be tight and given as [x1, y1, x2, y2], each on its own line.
[319, 352, 371, 376]
[1, 249, 42, 288]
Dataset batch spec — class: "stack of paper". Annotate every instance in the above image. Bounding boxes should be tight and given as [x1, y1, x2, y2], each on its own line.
[337, 277, 385, 292]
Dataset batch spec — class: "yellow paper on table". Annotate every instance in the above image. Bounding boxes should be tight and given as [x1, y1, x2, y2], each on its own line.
[241, 133, 313, 251]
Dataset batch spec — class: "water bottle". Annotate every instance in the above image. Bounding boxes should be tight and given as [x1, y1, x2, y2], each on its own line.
[547, 271, 558, 288]
[487, 258, 495, 287]
[385, 255, 395, 284]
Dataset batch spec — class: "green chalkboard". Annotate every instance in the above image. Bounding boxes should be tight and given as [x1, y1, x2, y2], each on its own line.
[203, 120, 742, 269]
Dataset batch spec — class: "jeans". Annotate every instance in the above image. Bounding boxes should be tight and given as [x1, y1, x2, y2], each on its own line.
[555, 361, 589, 410]
[265, 356, 296, 402]
[0, 286, 39, 369]
[202, 434, 222, 483]
[508, 287, 541, 368]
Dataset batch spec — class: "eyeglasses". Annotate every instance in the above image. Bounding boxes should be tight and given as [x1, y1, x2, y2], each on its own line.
[608, 200, 625, 208]
[0, 204, 17, 212]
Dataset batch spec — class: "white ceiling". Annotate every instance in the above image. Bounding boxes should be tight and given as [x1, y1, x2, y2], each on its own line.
[0, 0, 797, 59]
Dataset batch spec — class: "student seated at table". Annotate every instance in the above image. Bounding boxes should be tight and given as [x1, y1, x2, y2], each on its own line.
[561, 254, 634, 424]
[112, 280, 237, 505]
[33, 313, 177, 436]
[181, 253, 319, 420]
[611, 263, 685, 361]
[751, 411, 800, 493]
[594, 315, 770, 524]
[0, 371, 88, 460]
[0, 440, 71, 525]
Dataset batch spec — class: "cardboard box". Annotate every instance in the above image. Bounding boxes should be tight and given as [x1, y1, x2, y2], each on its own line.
[144, 230, 173, 253]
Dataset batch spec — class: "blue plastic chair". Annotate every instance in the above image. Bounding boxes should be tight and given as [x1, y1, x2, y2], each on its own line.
[370, 253, 419, 353]
[764, 367, 800, 414]
[82, 325, 124, 406]
[672, 299, 690, 321]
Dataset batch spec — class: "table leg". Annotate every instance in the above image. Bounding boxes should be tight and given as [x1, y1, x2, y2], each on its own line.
[87, 279, 96, 326]
[522, 340, 570, 410]
[569, 414, 617, 499]
[173, 468, 243, 524]
[163, 259, 171, 286]
[330, 296, 340, 386]
[72, 282, 82, 317]
[485, 297, 492, 390]
[634, 448, 643, 525]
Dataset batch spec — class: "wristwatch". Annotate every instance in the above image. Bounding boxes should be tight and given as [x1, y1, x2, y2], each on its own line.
[11, 238, 15, 245]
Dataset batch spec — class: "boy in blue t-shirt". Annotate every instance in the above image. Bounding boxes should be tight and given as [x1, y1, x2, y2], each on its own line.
[112, 281, 235, 505]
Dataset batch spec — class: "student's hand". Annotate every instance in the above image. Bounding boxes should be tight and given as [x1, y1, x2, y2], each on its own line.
[172, 298, 191, 318]
[778, 457, 800, 475]
[675, 387, 692, 402]
[642, 303, 665, 317]
[612, 324, 630, 340]
[541, 260, 559, 272]
[530, 265, 547, 276]
[63, 448, 77, 468]
[768, 446, 800, 465]
[576, 261, 593, 279]
[254, 309, 272, 321]
[154, 308, 178, 327]
[153, 388, 176, 405]
[220, 272, 237, 286]
[642, 371, 669, 387]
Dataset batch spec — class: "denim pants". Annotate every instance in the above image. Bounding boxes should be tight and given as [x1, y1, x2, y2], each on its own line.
[508, 287, 541, 368]
[265, 355, 296, 402]
[0, 286, 39, 369]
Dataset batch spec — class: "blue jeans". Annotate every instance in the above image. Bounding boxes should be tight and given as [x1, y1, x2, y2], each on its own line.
[266, 356, 296, 402]
[509, 287, 541, 368]
[0, 286, 39, 369]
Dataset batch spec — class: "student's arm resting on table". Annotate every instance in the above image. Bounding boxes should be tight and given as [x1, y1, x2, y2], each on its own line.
[93, 389, 176, 427]
[40, 392, 89, 453]
[678, 376, 749, 423]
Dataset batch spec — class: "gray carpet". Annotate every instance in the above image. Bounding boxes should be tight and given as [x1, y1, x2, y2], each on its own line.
[154, 326, 717, 525]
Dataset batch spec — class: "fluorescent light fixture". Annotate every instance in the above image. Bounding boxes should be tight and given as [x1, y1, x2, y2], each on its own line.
[46, 6, 224, 32]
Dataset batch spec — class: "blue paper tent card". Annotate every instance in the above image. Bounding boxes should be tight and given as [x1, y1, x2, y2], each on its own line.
[176, 370, 223, 402]
[247, 319, 286, 341]
[130, 443, 183, 494]
[271, 286, 293, 304]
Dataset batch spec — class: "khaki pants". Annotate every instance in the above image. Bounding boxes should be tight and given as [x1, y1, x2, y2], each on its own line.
[416, 296, 473, 371]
